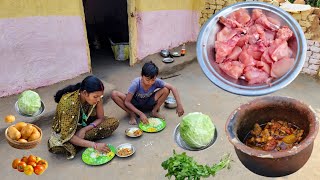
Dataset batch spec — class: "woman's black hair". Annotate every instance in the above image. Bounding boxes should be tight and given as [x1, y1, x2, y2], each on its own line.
[54, 75, 104, 103]
[141, 61, 159, 78]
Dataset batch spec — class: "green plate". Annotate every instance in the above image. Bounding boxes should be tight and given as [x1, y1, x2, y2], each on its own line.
[139, 117, 166, 133]
[82, 144, 116, 166]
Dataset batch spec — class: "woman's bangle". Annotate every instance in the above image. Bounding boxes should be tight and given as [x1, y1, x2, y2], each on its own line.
[93, 142, 97, 150]
[89, 123, 97, 128]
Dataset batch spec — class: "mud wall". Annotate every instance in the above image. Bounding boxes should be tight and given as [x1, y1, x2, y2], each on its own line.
[0, 0, 90, 97]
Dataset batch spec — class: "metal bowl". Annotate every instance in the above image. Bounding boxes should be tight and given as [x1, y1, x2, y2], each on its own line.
[197, 2, 307, 96]
[160, 49, 170, 57]
[171, 51, 180, 57]
[116, 143, 136, 158]
[125, 127, 143, 138]
[15, 100, 45, 117]
[164, 96, 177, 109]
[174, 123, 218, 151]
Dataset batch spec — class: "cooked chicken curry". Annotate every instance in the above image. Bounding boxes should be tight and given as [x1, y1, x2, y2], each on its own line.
[245, 120, 304, 151]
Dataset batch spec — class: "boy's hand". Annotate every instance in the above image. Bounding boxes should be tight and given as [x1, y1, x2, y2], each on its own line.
[176, 105, 184, 117]
[140, 113, 149, 124]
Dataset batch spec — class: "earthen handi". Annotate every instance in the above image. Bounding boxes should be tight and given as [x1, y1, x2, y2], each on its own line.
[245, 120, 304, 151]
[215, 8, 295, 85]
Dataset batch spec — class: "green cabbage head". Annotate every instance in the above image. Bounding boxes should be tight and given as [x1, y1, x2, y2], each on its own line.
[180, 112, 215, 148]
[18, 90, 41, 115]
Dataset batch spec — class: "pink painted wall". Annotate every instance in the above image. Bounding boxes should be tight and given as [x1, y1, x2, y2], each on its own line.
[0, 16, 89, 97]
[136, 10, 200, 60]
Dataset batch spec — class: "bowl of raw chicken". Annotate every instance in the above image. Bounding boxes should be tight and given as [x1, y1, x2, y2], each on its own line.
[197, 2, 307, 96]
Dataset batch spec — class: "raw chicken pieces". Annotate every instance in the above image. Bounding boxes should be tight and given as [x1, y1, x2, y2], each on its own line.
[215, 8, 294, 85]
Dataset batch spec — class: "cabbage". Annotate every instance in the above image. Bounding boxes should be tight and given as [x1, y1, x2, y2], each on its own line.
[180, 112, 215, 149]
[17, 90, 41, 115]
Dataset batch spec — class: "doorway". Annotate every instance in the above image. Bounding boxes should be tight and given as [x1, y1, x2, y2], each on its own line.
[82, 0, 129, 67]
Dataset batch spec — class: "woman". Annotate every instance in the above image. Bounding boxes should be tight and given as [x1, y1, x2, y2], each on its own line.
[48, 75, 119, 159]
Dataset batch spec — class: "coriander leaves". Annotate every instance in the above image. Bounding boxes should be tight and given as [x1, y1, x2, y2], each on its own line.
[161, 150, 232, 180]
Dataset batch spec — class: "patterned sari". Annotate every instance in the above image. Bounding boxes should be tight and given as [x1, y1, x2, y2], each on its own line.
[48, 90, 119, 159]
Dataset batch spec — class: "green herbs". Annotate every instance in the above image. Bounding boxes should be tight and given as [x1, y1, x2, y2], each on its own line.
[306, 0, 320, 7]
[161, 150, 232, 180]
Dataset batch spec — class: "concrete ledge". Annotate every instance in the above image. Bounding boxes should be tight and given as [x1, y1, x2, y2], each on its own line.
[0, 73, 116, 138]
[137, 42, 197, 76]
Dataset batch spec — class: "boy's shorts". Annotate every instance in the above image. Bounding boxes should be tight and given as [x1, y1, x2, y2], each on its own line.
[131, 93, 157, 112]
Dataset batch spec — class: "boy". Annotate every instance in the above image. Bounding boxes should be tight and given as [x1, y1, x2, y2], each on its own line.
[111, 61, 184, 125]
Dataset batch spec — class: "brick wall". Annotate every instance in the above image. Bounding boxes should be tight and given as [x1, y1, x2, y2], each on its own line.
[200, 0, 320, 78]
[303, 40, 320, 76]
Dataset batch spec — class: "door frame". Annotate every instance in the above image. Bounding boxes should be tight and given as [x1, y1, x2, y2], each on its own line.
[127, 0, 138, 66]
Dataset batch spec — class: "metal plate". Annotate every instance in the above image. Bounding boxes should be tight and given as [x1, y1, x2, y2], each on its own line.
[173, 123, 218, 151]
[125, 127, 143, 138]
[162, 58, 174, 63]
[15, 100, 45, 117]
[116, 143, 136, 158]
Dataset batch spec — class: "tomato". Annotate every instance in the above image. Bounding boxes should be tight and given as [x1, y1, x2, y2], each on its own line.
[35, 156, 42, 163]
[23, 165, 33, 175]
[37, 160, 48, 170]
[17, 162, 27, 172]
[34, 165, 45, 175]
[12, 158, 21, 169]
[21, 156, 28, 163]
[27, 155, 37, 163]
[27, 161, 37, 168]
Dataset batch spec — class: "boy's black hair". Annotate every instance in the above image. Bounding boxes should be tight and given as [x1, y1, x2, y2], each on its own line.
[141, 61, 159, 78]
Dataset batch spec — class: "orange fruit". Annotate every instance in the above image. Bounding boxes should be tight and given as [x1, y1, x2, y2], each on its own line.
[5, 115, 15, 123]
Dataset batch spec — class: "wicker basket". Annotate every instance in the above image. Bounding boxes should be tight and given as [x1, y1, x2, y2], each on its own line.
[5, 124, 42, 149]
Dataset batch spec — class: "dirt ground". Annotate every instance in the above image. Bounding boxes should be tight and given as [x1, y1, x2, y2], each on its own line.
[1, 49, 320, 180]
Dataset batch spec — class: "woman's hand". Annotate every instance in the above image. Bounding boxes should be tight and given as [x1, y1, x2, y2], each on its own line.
[176, 104, 184, 117]
[95, 143, 110, 153]
[76, 128, 87, 139]
[140, 113, 149, 124]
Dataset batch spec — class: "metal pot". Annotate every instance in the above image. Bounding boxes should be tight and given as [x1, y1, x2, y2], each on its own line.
[164, 96, 177, 109]
[225, 96, 319, 177]
[197, 2, 307, 96]
[160, 49, 170, 57]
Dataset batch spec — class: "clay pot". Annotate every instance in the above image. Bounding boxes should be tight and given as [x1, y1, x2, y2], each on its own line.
[225, 96, 319, 177]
